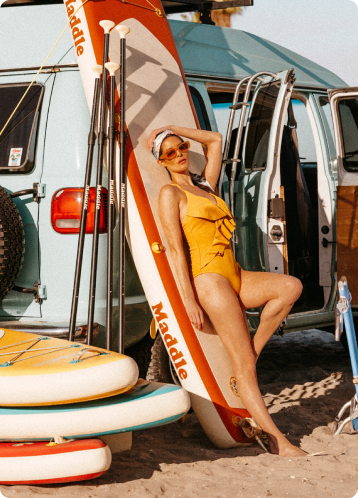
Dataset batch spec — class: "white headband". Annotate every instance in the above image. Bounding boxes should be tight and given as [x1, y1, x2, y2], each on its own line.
[152, 130, 175, 160]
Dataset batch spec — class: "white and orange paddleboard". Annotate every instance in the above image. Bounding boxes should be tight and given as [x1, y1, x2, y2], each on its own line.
[0, 439, 111, 484]
[64, 0, 253, 448]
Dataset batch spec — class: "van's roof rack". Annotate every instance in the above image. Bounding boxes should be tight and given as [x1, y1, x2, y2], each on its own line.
[2, 0, 254, 23]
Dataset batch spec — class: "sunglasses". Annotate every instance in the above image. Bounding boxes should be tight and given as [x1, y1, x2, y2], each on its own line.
[159, 141, 190, 161]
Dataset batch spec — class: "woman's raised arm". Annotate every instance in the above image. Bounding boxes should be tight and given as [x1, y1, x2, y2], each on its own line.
[148, 125, 222, 190]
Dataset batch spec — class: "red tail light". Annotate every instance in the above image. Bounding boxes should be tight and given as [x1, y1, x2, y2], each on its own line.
[51, 188, 108, 234]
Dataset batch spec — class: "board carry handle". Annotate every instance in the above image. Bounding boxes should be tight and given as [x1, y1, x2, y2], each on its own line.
[87, 20, 115, 346]
[69, 64, 103, 342]
[69, 348, 109, 364]
[105, 61, 120, 351]
[114, 24, 130, 354]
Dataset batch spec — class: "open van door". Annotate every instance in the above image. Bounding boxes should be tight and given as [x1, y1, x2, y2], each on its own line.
[328, 87, 358, 304]
[233, 69, 295, 275]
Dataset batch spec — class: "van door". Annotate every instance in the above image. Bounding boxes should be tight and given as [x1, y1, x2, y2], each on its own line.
[328, 87, 358, 304]
[231, 69, 294, 275]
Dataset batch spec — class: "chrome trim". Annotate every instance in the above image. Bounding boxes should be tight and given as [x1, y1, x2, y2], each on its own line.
[0, 64, 79, 74]
[185, 73, 331, 92]
[0, 68, 330, 93]
[0, 322, 81, 338]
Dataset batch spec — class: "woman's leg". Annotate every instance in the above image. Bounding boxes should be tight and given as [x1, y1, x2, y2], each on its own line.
[193, 272, 305, 456]
[239, 270, 302, 362]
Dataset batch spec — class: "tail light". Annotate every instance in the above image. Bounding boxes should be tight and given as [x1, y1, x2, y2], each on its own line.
[51, 187, 108, 234]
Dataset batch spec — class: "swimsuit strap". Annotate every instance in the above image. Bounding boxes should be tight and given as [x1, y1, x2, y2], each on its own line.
[170, 183, 191, 202]
[170, 184, 186, 193]
[170, 183, 217, 205]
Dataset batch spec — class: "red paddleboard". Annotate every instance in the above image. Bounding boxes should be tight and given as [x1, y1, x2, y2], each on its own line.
[64, 0, 253, 448]
[0, 438, 111, 484]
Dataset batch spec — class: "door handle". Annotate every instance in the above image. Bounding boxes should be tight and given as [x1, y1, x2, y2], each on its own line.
[322, 238, 336, 248]
[270, 225, 283, 241]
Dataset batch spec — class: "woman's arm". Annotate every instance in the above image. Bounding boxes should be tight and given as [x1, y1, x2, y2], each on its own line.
[148, 125, 222, 190]
[159, 185, 204, 330]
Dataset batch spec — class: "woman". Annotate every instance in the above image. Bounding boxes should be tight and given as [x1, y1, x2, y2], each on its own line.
[147, 125, 305, 457]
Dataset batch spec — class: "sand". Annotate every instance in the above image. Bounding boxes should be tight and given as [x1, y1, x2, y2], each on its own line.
[1, 329, 358, 498]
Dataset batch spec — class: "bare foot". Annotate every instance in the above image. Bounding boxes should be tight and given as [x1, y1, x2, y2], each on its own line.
[268, 435, 307, 457]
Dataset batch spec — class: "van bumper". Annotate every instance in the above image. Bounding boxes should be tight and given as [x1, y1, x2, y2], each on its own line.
[0, 300, 152, 349]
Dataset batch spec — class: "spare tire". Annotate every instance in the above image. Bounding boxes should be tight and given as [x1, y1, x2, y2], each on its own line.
[146, 334, 174, 384]
[0, 187, 25, 301]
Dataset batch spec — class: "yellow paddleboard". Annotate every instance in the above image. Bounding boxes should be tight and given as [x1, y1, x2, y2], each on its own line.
[0, 329, 138, 406]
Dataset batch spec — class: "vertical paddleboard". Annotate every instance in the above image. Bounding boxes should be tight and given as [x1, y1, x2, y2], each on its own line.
[64, 0, 252, 448]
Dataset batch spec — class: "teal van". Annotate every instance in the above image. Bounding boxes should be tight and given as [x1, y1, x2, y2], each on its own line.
[0, 1, 356, 373]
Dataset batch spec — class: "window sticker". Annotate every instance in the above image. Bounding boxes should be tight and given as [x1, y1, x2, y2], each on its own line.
[8, 148, 23, 167]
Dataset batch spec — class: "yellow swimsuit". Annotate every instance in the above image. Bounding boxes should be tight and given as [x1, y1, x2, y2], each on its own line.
[172, 184, 241, 295]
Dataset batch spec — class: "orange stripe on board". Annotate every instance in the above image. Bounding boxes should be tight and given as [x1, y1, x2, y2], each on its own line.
[0, 440, 106, 458]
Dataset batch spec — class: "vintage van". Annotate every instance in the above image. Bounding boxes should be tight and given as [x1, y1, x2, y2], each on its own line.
[0, 1, 356, 373]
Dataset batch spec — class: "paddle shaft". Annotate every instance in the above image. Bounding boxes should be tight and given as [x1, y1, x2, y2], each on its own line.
[69, 73, 101, 342]
[87, 33, 110, 345]
[118, 36, 127, 354]
[106, 69, 117, 350]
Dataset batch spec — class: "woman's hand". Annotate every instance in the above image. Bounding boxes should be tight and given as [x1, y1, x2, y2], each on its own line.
[147, 126, 172, 151]
[185, 298, 204, 330]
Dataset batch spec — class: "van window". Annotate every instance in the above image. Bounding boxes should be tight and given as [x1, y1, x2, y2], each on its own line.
[244, 80, 280, 171]
[289, 99, 317, 164]
[0, 83, 43, 173]
[189, 87, 211, 131]
[209, 90, 252, 159]
[318, 96, 336, 162]
[338, 98, 358, 172]
[209, 91, 244, 140]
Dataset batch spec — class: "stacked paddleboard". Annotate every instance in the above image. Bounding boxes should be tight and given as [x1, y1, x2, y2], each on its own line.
[0, 329, 138, 406]
[0, 440, 112, 485]
[0, 329, 190, 484]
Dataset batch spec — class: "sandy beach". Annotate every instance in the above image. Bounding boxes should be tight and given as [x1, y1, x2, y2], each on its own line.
[1, 328, 358, 498]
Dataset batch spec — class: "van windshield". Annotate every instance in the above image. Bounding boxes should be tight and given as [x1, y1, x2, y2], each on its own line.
[338, 98, 358, 172]
[0, 83, 43, 173]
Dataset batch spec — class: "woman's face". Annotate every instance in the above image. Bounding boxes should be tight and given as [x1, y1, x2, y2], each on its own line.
[158, 136, 190, 174]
